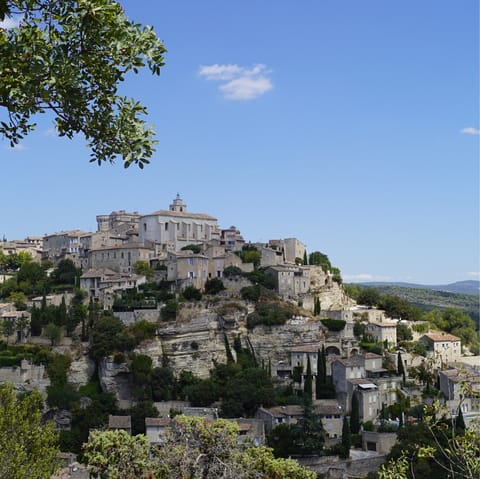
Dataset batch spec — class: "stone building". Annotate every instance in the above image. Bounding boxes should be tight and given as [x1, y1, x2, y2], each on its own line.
[266, 265, 310, 299]
[366, 318, 398, 346]
[87, 243, 153, 273]
[42, 230, 87, 265]
[139, 195, 220, 252]
[421, 332, 461, 368]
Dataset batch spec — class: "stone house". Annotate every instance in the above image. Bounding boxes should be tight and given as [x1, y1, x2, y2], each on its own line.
[232, 418, 265, 446]
[87, 243, 154, 273]
[255, 405, 305, 433]
[220, 226, 245, 251]
[42, 230, 87, 266]
[145, 417, 171, 445]
[438, 366, 480, 417]
[266, 265, 310, 299]
[420, 332, 461, 368]
[138, 195, 220, 252]
[0, 237, 43, 262]
[366, 318, 398, 346]
[80, 268, 146, 305]
[96, 209, 140, 236]
[362, 430, 397, 454]
[315, 400, 344, 439]
[331, 353, 400, 422]
[108, 415, 132, 435]
[163, 251, 209, 290]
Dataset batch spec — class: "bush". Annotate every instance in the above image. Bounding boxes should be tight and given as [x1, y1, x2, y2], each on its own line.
[161, 299, 179, 321]
[223, 266, 243, 278]
[320, 318, 346, 331]
[240, 285, 261, 302]
[247, 302, 294, 329]
[129, 320, 157, 343]
[181, 244, 201, 254]
[204, 278, 225, 295]
[182, 285, 202, 301]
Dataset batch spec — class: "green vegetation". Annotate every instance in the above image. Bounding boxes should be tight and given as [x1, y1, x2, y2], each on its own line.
[247, 301, 296, 328]
[0, 0, 166, 166]
[181, 244, 202, 254]
[239, 244, 261, 267]
[182, 285, 202, 300]
[320, 318, 346, 331]
[0, 383, 59, 479]
[204, 277, 226, 295]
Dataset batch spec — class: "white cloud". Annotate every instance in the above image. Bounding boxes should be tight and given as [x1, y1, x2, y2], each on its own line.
[0, 17, 19, 29]
[198, 63, 273, 100]
[460, 127, 480, 136]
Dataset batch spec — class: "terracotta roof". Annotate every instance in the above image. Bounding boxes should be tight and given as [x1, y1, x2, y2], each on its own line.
[142, 209, 217, 221]
[423, 333, 461, 342]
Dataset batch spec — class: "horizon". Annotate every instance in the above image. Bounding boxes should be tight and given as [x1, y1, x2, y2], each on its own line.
[1, 0, 479, 286]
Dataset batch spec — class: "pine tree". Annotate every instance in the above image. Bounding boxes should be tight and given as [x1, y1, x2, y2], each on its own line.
[340, 416, 351, 459]
[304, 356, 313, 399]
[350, 391, 360, 434]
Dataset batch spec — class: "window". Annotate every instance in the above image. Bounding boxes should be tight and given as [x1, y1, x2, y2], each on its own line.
[143, 223, 147, 232]
[165, 223, 168, 231]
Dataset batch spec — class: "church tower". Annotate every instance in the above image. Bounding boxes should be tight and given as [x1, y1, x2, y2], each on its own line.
[169, 193, 187, 213]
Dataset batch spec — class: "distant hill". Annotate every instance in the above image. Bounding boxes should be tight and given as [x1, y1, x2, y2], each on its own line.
[359, 280, 480, 296]
[350, 281, 480, 329]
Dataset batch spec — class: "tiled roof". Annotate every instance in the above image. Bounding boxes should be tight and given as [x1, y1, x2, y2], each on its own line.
[108, 415, 131, 429]
[423, 333, 461, 342]
[142, 210, 217, 221]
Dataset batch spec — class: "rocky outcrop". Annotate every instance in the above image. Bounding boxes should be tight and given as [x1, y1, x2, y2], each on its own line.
[98, 358, 132, 408]
[68, 354, 95, 389]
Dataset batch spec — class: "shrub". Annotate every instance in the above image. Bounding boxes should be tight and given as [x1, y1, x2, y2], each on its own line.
[181, 244, 201, 254]
[161, 299, 179, 321]
[204, 278, 225, 295]
[129, 320, 156, 343]
[320, 318, 346, 331]
[247, 302, 294, 329]
[240, 285, 261, 302]
[182, 285, 202, 301]
[223, 266, 243, 278]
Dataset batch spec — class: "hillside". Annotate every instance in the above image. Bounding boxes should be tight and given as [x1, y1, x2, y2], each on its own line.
[359, 280, 480, 296]
[352, 283, 480, 328]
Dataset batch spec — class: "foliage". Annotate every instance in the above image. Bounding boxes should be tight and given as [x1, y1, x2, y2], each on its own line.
[181, 244, 201, 254]
[223, 265, 243, 278]
[244, 268, 276, 289]
[303, 356, 312, 399]
[50, 259, 79, 286]
[247, 301, 295, 328]
[424, 307, 478, 346]
[308, 251, 332, 270]
[133, 260, 155, 280]
[89, 313, 135, 363]
[239, 244, 261, 267]
[161, 299, 179, 321]
[128, 320, 156, 343]
[397, 323, 413, 341]
[204, 277, 226, 295]
[182, 285, 202, 301]
[83, 429, 153, 478]
[0, 0, 166, 167]
[340, 416, 351, 459]
[0, 383, 59, 479]
[44, 322, 61, 345]
[240, 284, 261, 302]
[127, 400, 159, 435]
[320, 318, 346, 331]
[350, 391, 360, 434]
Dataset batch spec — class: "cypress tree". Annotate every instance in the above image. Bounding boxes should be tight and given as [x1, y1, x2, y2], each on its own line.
[340, 416, 351, 459]
[303, 250, 308, 265]
[304, 356, 313, 399]
[316, 349, 324, 398]
[350, 391, 360, 434]
[397, 351, 406, 384]
[321, 345, 327, 384]
[224, 333, 234, 363]
[456, 407, 466, 433]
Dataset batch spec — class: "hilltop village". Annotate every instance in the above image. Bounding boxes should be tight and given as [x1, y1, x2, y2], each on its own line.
[0, 196, 479, 479]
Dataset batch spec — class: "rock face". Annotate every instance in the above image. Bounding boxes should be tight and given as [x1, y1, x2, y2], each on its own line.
[68, 354, 95, 389]
[98, 358, 132, 408]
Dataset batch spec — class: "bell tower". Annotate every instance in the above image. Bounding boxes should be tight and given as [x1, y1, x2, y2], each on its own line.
[169, 193, 187, 213]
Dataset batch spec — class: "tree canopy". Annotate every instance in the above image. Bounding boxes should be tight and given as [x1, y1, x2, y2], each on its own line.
[0, 383, 59, 479]
[0, 0, 166, 167]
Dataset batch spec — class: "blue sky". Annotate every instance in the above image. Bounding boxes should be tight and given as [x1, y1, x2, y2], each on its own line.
[1, 0, 479, 285]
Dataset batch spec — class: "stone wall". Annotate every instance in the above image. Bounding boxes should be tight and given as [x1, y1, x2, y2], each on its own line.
[0, 360, 50, 393]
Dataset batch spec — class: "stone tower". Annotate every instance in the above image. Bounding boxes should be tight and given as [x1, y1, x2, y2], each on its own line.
[169, 194, 187, 213]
